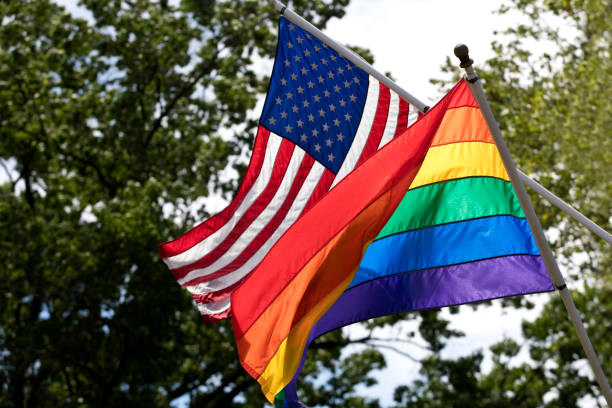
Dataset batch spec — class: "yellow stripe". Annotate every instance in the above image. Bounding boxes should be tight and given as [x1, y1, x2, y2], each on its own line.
[410, 141, 508, 189]
[257, 271, 357, 402]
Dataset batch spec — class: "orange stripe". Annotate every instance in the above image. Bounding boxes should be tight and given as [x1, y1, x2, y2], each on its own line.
[431, 106, 493, 147]
[257, 272, 355, 402]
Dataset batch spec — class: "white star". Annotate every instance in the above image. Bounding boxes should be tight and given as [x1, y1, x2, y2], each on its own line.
[344, 80, 350, 88]
[276, 97, 282, 104]
[307, 81, 315, 88]
[344, 113, 352, 121]
[314, 45, 320, 52]
[297, 37, 303, 43]
[292, 105, 299, 113]
[314, 143, 321, 152]
[297, 119, 304, 127]
[291, 73, 298, 80]
[294, 55, 301, 61]
[328, 153, 335, 161]
[337, 67, 344, 74]
[329, 104, 336, 112]
[286, 92, 293, 99]
[289, 24, 295, 30]
[339, 99, 347, 107]
[319, 109, 325, 117]
[287, 42, 294, 48]
[302, 100, 310, 108]
[333, 85, 341, 92]
[300, 134, 308, 142]
[324, 90, 331, 97]
[353, 76, 360, 84]
[323, 123, 329, 131]
[297, 86, 304, 94]
[333, 119, 340, 127]
[284, 60, 290, 67]
[305, 33, 312, 39]
[325, 138, 332, 147]
[285, 124, 293, 133]
[312, 129, 319, 137]
[311, 62, 318, 70]
[301, 67, 308, 75]
[313, 95, 321, 102]
[337, 133, 345, 141]
[308, 113, 315, 122]
[304, 49, 311, 56]
[281, 78, 287, 86]
[318, 76, 324, 83]
[321, 58, 328, 65]
[330, 54, 336, 61]
[346, 64, 353, 71]
[280, 111, 288, 119]
[268, 117, 276, 125]
[349, 94, 357, 102]
[328, 71, 334, 79]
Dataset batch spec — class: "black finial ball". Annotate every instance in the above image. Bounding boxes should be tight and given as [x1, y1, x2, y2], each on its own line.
[454, 44, 473, 68]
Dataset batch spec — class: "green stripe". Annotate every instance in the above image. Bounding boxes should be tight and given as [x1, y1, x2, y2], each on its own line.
[377, 177, 524, 239]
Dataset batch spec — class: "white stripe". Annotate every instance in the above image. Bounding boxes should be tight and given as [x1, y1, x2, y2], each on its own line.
[178, 144, 306, 285]
[196, 297, 230, 315]
[330, 76, 380, 188]
[407, 103, 419, 128]
[163, 134, 283, 270]
[377, 91, 400, 150]
[188, 161, 326, 295]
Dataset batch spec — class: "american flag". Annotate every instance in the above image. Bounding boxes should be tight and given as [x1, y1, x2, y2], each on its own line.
[158, 17, 420, 322]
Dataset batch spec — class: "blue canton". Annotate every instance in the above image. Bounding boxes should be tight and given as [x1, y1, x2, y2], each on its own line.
[260, 17, 369, 174]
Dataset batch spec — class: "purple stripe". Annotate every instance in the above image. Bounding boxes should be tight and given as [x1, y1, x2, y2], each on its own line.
[283, 255, 552, 404]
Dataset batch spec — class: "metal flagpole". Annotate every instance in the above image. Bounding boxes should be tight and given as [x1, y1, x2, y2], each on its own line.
[518, 170, 612, 246]
[266, 0, 429, 112]
[454, 44, 612, 406]
[266, 0, 612, 250]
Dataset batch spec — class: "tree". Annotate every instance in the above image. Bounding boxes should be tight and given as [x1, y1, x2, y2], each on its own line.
[0, 1, 392, 406]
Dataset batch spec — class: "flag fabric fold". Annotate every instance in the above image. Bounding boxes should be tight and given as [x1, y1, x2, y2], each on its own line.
[158, 16, 420, 322]
[277, 79, 554, 407]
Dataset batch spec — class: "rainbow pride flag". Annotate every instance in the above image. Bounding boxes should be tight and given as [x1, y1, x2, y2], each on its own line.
[232, 79, 554, 404]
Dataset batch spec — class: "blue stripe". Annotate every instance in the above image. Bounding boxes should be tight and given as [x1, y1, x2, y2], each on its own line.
[351, 215, 539, 288]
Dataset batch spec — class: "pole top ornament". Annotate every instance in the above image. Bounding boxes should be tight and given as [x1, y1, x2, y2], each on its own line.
[454, 44, 473, 68]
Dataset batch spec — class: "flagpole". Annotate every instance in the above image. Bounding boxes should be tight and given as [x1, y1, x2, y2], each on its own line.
[518, 170, 612, 246]
[266, 0, 429, 113]
[454, 44, 612, 406]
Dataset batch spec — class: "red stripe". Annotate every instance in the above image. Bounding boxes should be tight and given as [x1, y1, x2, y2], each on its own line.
[302, 169, 334, 213]
[192, 276, 245, 303]
[201, 308, 231, 323]
[184, 155, 316, 289]
[158, 127, 271, 258]
[356, 83, 391, 167]
[394, 98, 409, 137]
[170, 140, 295, 280]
